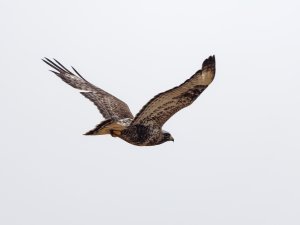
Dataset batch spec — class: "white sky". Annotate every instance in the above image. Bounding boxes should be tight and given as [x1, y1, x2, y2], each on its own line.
[0, 0, 300, 224]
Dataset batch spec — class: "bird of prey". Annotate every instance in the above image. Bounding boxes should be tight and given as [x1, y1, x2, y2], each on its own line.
[43, 56, 215, 146]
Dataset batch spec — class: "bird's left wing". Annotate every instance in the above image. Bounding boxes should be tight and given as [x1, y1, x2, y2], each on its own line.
[43, 58, 134, 119]
[131, 55, 215, 128]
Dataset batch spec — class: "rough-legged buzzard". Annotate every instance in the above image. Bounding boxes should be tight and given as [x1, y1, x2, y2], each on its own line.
[43, 56, 215, 146]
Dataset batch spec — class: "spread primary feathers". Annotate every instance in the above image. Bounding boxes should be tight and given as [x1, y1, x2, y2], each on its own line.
[43, 56, 215, 146]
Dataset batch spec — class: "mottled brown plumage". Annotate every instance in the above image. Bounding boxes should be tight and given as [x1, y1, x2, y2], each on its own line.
[43, 55, 216, 146]
[43, 58, 133, 119]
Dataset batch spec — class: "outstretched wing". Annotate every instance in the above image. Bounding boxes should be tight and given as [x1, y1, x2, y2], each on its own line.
[132, 55, 215, 127]
[43, 58, 134, 119]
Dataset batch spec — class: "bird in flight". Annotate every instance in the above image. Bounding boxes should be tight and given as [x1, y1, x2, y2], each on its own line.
[43, 56, 215, 146]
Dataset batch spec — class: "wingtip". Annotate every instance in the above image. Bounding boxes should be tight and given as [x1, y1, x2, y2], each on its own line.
[202, 55, 215, 68]
[44, 57, 52, 62]
[42, 57, 49, 63]
[84, 130, 95, 135]
[49, 70, 58, 74]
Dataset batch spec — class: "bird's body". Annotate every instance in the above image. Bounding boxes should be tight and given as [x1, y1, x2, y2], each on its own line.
[43, 56, 216, 146]
[84, 117, 169, 146]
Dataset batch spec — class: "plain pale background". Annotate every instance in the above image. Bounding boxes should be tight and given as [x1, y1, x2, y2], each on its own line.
[0, 0, 299, 224]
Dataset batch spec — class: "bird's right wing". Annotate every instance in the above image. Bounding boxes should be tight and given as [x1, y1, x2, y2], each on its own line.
[43, 58, 134, 119]
[131, 56, 215, 128]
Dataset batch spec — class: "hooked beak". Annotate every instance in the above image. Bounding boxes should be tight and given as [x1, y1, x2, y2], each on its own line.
[170, 136, 174, 142]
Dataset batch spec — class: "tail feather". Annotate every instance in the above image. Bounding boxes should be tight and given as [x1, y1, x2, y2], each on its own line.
[84, 119, 126, 136]
[84, 119, 115, 135]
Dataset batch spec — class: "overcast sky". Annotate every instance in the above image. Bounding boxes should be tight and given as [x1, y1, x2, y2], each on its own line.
[0, 0, 299, 224]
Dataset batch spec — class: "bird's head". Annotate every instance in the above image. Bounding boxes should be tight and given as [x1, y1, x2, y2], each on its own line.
[162, 130, 174, 143]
